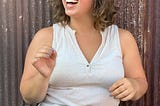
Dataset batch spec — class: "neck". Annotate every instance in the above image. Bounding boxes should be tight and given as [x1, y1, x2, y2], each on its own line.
[69, 15, 97, 34]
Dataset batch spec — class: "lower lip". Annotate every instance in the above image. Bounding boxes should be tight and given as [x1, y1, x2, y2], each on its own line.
[66, 3, 77, 8]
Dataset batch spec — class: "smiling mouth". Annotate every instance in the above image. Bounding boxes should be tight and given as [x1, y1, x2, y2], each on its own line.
[66, 0, 78, 4]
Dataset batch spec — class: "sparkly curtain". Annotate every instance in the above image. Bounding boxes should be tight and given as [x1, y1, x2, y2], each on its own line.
[0, 0, 52, 106]
[115, 0, 145, 55]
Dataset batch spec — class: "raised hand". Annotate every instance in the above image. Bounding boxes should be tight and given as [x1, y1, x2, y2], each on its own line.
[32, 46, 57, 78]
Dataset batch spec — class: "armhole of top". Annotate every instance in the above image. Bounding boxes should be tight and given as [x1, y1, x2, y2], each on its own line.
[115, 25, 123, 58]
[52, 24, 57, 49]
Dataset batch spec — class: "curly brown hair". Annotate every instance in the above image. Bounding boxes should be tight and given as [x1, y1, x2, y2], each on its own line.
[49, 0, 118, 31]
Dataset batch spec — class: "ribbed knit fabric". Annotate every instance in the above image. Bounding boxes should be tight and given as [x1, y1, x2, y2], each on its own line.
[39, 23, 124, 106]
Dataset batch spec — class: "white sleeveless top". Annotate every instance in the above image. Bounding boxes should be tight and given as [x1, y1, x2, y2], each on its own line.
[39, 23, 124, 106]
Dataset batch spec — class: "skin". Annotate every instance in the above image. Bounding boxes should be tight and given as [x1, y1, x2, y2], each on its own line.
[20, 0, 148, 104]
[20, 27, 56, 104]
[109, 29, 148, 101]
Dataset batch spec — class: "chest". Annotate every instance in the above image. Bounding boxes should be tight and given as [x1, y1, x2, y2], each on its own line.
[50, 25, 124, 88]
[49, 44, 124, 88]
[75, 33, 102, 63]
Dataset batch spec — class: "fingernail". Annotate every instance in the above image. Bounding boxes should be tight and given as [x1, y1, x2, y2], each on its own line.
[52, 49, 56, 54]
[50, 48, 55, 53]
[48, 50, 52, 55]
[34, 58, 40, 62]
[45, 54, 50, 58]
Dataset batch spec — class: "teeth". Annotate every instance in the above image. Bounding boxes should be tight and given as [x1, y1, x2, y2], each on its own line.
[66, 0, 78, 3]
[66, 0, 73, 2]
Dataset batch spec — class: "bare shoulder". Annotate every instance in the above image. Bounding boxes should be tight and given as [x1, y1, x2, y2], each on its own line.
[22, 26, 54, 79]
[25, 26, 54, 57]
[26, 26, 53, 51]
[33, 26, 53, 44]
[26, 26, 54, 64]
[118, 28, 138, 57]
[26, 26, 54, 60]
[35, 26, 53, 36]
[118, 28, 147, 80]
[118, 28, 136, 44]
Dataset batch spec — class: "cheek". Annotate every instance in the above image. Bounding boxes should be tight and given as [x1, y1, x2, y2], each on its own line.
[82, 1, 92, 11]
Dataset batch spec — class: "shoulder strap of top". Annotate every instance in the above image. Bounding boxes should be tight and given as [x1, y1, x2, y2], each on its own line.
[106, 25, 122, 56]
[52, 23, 64, 49]
[113, 25, 122, 56]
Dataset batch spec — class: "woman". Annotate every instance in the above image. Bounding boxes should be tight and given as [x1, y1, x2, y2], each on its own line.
[20, 0, 148, 105]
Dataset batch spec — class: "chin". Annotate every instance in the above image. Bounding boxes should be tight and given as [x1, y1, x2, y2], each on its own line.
[65, 11, 77, 17]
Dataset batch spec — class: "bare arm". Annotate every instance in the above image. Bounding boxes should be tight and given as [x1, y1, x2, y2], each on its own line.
[20, 27, 56, 104]
[109, 29, 148, 101]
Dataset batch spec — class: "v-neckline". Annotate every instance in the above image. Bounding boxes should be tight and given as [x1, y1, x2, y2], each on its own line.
[66, 25, 105, 65]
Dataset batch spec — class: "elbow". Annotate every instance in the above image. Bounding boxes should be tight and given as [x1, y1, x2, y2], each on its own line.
[132, 79, 148, 101]
[144, 80, 148, 94]
[22, 96, 41, 105]
[20, 90, 43, 104]
[141, 79, 148, 97]
[20, 85, 43, 104]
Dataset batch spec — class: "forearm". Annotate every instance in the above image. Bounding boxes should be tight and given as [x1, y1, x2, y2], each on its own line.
[130, 78, 148, 101]
[20, 73, 49, 104]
